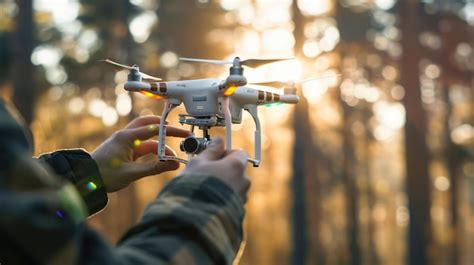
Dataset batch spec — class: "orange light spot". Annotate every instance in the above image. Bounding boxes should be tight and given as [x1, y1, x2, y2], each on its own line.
[140, 91, 162, 99]
[224, 85, 238, 96]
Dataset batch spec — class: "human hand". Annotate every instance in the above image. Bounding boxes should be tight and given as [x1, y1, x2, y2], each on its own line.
[91, 116, 191, 192]
[182, 137, 250, 202]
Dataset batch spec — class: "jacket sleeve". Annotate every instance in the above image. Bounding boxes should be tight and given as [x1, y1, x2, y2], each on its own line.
[1, 100, 246, 264]
[38, 149, 108, 215]
[1, 167, 245, 265]
[116, 174, 245, 264]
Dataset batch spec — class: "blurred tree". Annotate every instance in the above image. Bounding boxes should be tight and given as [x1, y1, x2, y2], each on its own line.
[434, 12, 471, 265]
[335, 3, 367, 264]
[11, 0, 36, 125]
[339, 56, 361, 265]
[399, 1, 432, 264]
[290, 1, 326, 264]
[290, 2, 308, 264]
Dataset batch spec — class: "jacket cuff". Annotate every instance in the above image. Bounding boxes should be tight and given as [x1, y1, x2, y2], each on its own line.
[38, 149, 108, 216]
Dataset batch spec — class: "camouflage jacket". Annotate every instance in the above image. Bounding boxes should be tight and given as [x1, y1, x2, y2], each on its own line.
[0, 101, 245, 264]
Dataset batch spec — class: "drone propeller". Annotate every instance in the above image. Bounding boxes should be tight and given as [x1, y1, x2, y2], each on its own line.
[102, 59, 162, 82]
[249, 74, 342, 88]
[179, 57, 293, 68]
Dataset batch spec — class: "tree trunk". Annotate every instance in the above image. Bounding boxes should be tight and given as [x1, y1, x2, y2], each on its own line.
[11, 0, 36, 125]
[341, 99, 361, 265]
[290, 1, 308, 264]
[400, 1, 432, 264]
[363, 106, 379, 265]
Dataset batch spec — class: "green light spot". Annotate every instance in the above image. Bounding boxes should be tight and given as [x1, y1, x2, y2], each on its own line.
[265, 102, 283, 107]
[87, 182, 97, 191]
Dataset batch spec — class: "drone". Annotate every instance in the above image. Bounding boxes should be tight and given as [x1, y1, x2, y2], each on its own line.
[104, 57, 330, 167]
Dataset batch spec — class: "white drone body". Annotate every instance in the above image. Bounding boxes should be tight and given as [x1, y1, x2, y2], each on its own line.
[106, 57, 300, 167]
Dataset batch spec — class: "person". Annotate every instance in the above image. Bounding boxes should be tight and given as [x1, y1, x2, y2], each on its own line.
[0, 99, 251, 264]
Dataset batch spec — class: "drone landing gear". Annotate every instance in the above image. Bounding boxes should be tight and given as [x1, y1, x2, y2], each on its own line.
[157, 101, 190, 165]
[158, 99, 261, 167]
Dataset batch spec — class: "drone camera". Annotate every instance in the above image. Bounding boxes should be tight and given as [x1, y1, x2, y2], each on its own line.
[180, 136, 210, 154]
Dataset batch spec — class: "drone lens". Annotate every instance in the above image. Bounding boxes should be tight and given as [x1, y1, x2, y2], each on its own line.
[182, 137, 199, 153]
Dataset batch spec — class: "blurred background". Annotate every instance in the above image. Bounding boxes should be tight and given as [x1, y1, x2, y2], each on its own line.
[0, 0, 473, 264]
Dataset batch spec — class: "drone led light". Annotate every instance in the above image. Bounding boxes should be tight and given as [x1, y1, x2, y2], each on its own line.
[140, 90, 162, 99]
[224, 85, 238, 96]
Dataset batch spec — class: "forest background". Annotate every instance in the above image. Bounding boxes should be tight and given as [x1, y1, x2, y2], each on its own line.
[0, 0, 473, 264]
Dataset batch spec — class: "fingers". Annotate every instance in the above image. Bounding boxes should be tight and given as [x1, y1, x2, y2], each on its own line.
[116, 124, 191, 144]
[132, 141, 177, 160]
[197, 137, 226, 161]
[125, 115, 165, 129]
[127, 146, 180, 180]
[220, 149, 248, 168]
[126, 160, 179, 180]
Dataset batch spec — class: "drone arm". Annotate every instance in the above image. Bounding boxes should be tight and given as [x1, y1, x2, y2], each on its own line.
[158, 100, 178, 160]
[223, 97, 233, 151]
[244, 105, 261, 167]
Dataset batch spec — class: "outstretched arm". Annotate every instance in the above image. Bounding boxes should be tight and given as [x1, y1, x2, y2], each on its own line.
[2, 140, 248, 264]
[116, 138, 249, 264]
[1, 101, 249, 264]
[38, 115, 191, 215]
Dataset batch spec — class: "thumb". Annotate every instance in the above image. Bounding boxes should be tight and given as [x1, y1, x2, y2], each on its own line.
[198, 137, 225, 161]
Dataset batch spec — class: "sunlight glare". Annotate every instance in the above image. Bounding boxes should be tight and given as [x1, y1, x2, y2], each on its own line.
[129, 11, 158, 43]
[424, 64, 441, 79]
[302, 81, 328, 104]
[237, 4, 255, 25]
[31, 45, 63, 67]
[268, 59, 303, 81]
[88, 98, 107, 118]
[434, 176, 450, 191]
[220, 0, 241, 10]
[303, 40, 322, 58]
[102, 106, 119, 127]
[116, 94, 132, 116]
[160, 51, 178, 68]
[46, 66, 68, 85]
[68, 97, 85, 114]
[114, 70, 128, 85]
[390, 85, 405, 100]
[262, 29, 295, 53]
[375, 0, 396, 10]
[34, 0, 80, 24]
[450, 124, 473, 145]
[374, 101, 406, 130]
[240, 31, 261, 56]
[298, 0, 332, 16]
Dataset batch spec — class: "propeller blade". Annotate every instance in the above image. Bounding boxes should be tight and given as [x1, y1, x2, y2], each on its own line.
[250, 74, 341, 88]
[179, 57, 232, 65]
[241, 58, 293, 68]
[298, 74, 342, 84]
[102, 59, 162, 81]
[102, 59, 134, 70]
[249, 81, 288, 88]
[140, 73, 162, 82]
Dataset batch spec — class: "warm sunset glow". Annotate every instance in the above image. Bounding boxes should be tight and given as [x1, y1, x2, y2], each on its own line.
[14, 1, 473, 264]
